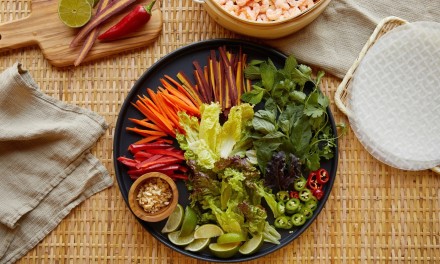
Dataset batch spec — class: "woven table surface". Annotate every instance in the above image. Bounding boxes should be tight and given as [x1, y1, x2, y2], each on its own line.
[1, 1, 439, 263]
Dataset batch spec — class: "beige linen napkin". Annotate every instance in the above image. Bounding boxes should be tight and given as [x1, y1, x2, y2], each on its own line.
[265, 0, 440, 78]
[0, 63, 113, 264]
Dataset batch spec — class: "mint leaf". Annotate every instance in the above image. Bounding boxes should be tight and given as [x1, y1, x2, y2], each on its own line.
[260, 62, 276, 91]
[284, 54, 298, 74]
[253, 110, 277, 134]
[241, 87, 265, 104]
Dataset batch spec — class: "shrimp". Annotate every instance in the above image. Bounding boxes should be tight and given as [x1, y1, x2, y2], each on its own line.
[287, 0, 304, 8]
[244, 5, 259, 21]
[236, 0, 250, 7]
[216, 0, 227, 5]
[256, 13, 268, 22]
[299, 0, 314, 11]
[259, 0, 270, 13]
[266, 7, 282, 21]
[275, 0, 290, 10]
[224, 0, 239, 13]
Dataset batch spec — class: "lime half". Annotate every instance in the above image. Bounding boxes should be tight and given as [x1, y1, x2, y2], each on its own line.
[239, 234, 264, 255]
[185, 237, 211, 252]
[58, 0, 92, 28]
[168, 230, 195, 246]
[161, 204, 184, 233]
[179, 206, 198, 237]
[209, 242, 241, 258]
[194, 224, 224, 239]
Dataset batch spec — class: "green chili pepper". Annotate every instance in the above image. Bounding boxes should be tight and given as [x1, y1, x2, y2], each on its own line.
[299, 188, 312, 202]
[300, 207, 314, 219]
[305, 199, 318, 211]
[276, 191, 290, 202]
[277, 201, 286, 215]
[274, 215, 293, 229]
[294, 177, 307, 191]
[291, 213, 306, 226]
[285, 198, 300, 214]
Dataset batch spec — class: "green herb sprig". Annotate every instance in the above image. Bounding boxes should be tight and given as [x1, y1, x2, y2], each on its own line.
[241, 54, 343, 173]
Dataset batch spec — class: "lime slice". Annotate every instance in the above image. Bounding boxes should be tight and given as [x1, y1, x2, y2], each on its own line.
[179, 206, 198, 237]
[209, 242, 241, 258]
[193, 224, 224, 239]
[161, 204, 184, 233]
[216, 233, 246, 244]
[168, 230, 195, 246]
[184, 237, 211, 252]
[239, 234, 264, 255]
[58, 0, 92, 28]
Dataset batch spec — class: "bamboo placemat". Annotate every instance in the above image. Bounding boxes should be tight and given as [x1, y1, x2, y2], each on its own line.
[1, 1, 439, 263]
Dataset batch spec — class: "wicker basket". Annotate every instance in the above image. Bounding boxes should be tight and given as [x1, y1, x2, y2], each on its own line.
[334, 16, 440, 175]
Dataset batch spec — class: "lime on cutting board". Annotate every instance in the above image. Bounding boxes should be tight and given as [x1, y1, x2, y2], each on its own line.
[58, 0, 92, 28]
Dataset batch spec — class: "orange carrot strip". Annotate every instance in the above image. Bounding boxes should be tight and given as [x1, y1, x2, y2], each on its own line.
[164, 75, 201, 108]
[128, 118, 164, 132]
[133, 135, 163, 145]
[155, 93, 181, 129]
[143, 105, 176, 137]
[162, 91, 200, 116]
[161, 78, 198, 109]
[126, 127, 168, 137]
[132, 100, 174, 136]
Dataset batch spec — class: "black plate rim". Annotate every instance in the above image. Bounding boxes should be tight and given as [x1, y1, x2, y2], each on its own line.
[113, 38, 339, 262]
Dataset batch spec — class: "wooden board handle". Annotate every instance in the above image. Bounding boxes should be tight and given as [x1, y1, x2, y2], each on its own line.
[0, 16, 38, 51]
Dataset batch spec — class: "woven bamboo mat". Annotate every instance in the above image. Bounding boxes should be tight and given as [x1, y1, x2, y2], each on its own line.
[1, 1, 440, 263]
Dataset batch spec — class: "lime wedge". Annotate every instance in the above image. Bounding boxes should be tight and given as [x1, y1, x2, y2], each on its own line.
[184, 237, 211, 252]
[239, 234, 264, 255]
[161, 204, 184, 233]
[179, 206, 198, 237]
[87, 0, 100, 7]
[168, 230, 195, 246]
[209, 242, 241, 258]
[58, 0, 92, 28]
[216, 233, 246, 244]
[193, 224, 224, 239]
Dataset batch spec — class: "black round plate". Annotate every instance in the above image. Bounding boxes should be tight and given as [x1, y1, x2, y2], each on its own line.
[113, 39, 338, 262]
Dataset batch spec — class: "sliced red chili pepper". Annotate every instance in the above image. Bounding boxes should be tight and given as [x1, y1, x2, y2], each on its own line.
[170, 174, 189, 181]
[128, 142, 172, 153]
[312, 189, 324, 200]
[137, 156, 181, 169]
[307, 171, 322, 191]
[289, 191, 299, 199]
[133, 151, 154, 160]
[146, 148, 185, 160]
[117, 156, 139, 168]
[317, 168, 329, 184]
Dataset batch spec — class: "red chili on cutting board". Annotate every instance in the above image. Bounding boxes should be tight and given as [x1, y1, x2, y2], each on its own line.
[98, 0, 156, 41]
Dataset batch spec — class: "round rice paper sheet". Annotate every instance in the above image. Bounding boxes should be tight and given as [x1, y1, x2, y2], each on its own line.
[347, 21, 440, 170]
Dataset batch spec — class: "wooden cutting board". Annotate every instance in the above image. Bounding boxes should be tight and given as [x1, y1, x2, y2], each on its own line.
[0, 0, 163, 67]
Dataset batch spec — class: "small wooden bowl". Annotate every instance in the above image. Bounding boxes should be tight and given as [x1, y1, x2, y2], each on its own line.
[128, 172, 179, 222]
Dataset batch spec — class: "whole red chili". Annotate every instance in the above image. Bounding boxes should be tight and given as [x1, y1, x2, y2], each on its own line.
[98, 0, 156, 41]
[317, 168, 329, 184]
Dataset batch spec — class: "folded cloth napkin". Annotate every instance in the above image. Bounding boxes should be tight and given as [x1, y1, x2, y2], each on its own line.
[265, 0, 440, 79]
[0, 63, 113, 264]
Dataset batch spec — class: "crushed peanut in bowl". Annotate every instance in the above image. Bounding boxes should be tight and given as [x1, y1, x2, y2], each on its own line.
[136, 177, 173, 214]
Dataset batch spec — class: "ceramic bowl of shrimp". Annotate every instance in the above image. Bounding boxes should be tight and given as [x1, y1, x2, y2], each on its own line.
[193, 0, 331, 39]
